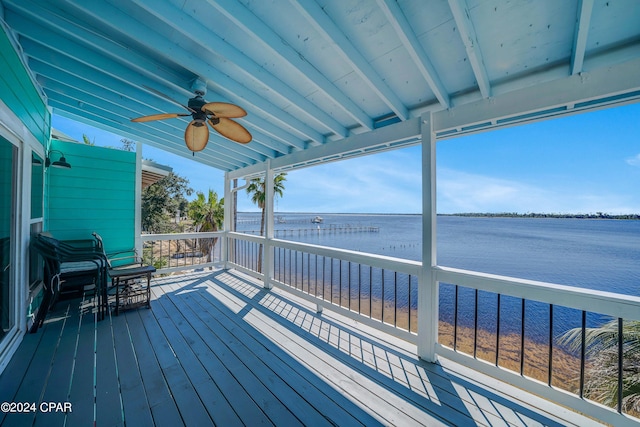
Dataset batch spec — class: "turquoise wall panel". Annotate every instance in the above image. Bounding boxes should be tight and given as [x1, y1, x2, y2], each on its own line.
[0, 27, 50, 147]
[46, 140, 136, 253]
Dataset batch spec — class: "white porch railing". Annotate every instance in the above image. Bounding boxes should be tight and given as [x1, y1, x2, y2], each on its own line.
[140, 231, 224, 275]
[221, 230, 640, 427]
[140, 230, 640, 425]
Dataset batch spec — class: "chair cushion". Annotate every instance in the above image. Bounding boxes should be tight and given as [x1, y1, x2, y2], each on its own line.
[108, 264, 156, 279]
[60, 260, 102, 274]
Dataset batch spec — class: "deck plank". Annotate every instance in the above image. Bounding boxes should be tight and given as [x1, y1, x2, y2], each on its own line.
[0, 322, 44, 426]
[215, 270, 586, 427]
[95, 310, 124, 427]
[2, 305, 66, 427]
[33, 303, 79, 427]
[65, 304, 98, 427]
[176, 278, 379, 427]
[147, 289, 274, 427]
[124, 309, 184, 427]
[149, 292, 245, 427]
[163, 283, 365, 427]
[0, 269, 611, 427]
[151, 284, 300, 426]
[110, 311, 155, 427]
[135, 297, 213, 427]
[210, 271, 455, 426]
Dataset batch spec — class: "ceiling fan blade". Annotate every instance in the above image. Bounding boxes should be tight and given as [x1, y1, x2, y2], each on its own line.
[202, 102, 247, 118]
[209, 117, 252, 144]
[131, 113, 189, 122]
[184, 120, 210, 152]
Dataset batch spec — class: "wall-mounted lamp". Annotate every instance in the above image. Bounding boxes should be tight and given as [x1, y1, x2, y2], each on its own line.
[45, 150, 71, 169]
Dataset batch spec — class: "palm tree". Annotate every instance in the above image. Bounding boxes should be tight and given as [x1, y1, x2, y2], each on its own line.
[246, 173, 287, 236]
[559, 319, 640, 415]
[246, 173, 286, 272]
[187, 190, 224, 262]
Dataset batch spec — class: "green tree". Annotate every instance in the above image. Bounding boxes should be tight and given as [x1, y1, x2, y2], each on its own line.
[188, 190, 224, 261]
[246, 173, 287, 236]
[246, 173, 286, 272]
[141, 172, 192, 233]
[121, 138, 136, 152]
[82, 134, 95, 145]
[559, 320, 640, 415]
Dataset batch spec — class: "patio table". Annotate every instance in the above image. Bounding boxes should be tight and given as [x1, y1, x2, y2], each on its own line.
[108, 264, 156, 315]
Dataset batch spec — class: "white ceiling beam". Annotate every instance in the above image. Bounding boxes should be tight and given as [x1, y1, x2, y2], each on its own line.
[54, 0, 326, 146]
[36, 63, 285, 162]
[5, 1, 307, 153]
[230, 117, 422, 180]
[3, 0, 193, 98]
[205, 0, 374, 130]
[236, 57, 640, 176]
[435, 57, 640, 132]
[376, 0, 451, 109]
[571, 0, 594, 75]
[292, 0, 409, 121]
[447, 0, 491, 98]
[7, 12, 278, 163]
[128, 0, 348, 139]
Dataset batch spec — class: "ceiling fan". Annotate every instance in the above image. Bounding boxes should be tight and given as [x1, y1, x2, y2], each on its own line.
[131, 87, 252, 153]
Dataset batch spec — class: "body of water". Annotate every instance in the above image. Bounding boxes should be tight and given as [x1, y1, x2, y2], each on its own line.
[236, 213, 640, 341]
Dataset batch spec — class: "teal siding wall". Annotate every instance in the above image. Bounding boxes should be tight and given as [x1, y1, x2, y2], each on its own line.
[0, 27, 50, 147]
[47, 140, 136, 253]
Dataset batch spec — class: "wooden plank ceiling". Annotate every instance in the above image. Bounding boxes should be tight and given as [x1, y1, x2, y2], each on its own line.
[1, 0, 639, 172]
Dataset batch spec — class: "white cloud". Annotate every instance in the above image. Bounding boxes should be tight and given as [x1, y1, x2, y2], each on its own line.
[626, 153, 640, 167]
[238, 152, 640, 215]
[240, 150, 423, 213]
[437, 168, 640, 214]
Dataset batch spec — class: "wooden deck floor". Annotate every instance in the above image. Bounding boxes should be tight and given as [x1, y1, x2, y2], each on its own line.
[0, 269, 601, 426]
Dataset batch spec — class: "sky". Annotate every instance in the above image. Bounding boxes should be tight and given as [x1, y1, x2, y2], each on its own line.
[52, 102, 640, 214]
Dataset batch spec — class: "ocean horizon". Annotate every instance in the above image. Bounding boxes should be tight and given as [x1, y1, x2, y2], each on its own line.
[236, 212, 640, 343]
[236, 212, 640, 294]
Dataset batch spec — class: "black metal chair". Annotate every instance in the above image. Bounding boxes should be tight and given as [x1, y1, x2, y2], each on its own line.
[30, 234, 107, 332]
[92, 233, 156, 315]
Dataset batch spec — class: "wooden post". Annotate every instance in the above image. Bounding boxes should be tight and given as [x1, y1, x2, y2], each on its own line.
[263, 161, 274, 289]
[223, 172, 231, 269]
[135, 143, 143, 259]
[419, 111, 438, 362]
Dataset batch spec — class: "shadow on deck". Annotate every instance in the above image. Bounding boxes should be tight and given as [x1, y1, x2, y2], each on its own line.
[0, 269, 599, 426]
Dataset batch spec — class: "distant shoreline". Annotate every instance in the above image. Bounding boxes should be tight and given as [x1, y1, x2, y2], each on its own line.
[238, 211, 640, 219]
[442, 212, 640, 220]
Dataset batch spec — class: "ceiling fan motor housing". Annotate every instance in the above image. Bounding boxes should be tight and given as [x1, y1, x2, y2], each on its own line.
[188, 95, 208, 124]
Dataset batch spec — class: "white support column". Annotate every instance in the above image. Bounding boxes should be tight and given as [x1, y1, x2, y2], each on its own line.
[134, 142, 142, 257]
[223, 172, 231, 268]
[418, 111, 438, 362]
[263, 160, 274, 289]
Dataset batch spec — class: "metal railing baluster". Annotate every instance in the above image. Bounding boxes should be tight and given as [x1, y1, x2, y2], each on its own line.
[348, 261, 352, 310]
[408, 275, 412, 332]
[474, 288, 478, 359]
[548, 304, 554, 386]
[453, 285, 459, 351]
[394, 271, 398, 328]
[618, 317, 623, 413]
[580, 310, 586, 398]
[358, 264, 362, 314]
[369, 266, 373, 318]
[520, 298, 526, 376]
